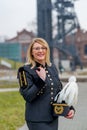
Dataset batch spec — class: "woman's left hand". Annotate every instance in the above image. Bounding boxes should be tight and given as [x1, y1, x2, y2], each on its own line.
[65, 109, 75, 119]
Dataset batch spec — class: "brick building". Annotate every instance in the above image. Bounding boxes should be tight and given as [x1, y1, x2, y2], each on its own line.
[66, 29, 87, 66]
[0, 28, 87, 68]
[75, 29, 87, 66]
[5, 29, 35, 62]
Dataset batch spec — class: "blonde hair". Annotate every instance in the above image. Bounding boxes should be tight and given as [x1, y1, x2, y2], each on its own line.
[26, 38, 51, 68]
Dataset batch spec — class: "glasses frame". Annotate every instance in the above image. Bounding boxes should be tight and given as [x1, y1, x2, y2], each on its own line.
[32, 47, 47, 51]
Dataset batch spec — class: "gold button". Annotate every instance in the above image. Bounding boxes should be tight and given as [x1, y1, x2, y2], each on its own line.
[51, 97, 54, 100]
[46, 71, 48, 73]
[51, 87, 53, 90]
[51, 82, 53, 85]
[48, 74, 50, 77]
[51, 92, 53, 95]
[50, 102, 53, 104]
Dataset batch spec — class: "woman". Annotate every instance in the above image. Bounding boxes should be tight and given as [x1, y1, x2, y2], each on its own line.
[17, 38, 75, 130]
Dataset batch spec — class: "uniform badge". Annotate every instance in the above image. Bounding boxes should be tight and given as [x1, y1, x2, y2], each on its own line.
[18, 67, 28, 87]
[52, 103, 70, 116]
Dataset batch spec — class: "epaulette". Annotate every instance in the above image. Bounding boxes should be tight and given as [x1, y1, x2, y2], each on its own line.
[18, 67, 28, 87]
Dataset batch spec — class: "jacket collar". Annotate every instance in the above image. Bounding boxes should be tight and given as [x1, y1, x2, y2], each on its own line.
[33, 61, 47, 70]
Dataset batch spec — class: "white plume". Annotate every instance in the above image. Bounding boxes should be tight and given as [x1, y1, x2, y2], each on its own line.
[56, 76, 78, 106]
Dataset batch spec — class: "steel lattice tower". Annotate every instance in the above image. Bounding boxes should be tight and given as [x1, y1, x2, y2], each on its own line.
[53, 0, 82, 67]
[54, 0, 80, 51]
[37, 0, 53, 61]
[37, 0, 83, 67]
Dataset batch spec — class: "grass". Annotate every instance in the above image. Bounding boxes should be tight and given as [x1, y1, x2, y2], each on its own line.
[0, 81, 19, 88]
[0, 57, 23, 69]
[0, 91, 25, 130]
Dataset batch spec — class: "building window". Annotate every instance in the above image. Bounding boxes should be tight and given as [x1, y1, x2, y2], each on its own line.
[84, 45, 87, 55]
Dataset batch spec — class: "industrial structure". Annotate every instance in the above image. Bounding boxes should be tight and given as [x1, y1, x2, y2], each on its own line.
[0, 0, 87, 70]
[37, 0, 53, 60]
[0, 43, 21, 61]
[37, 0, 83, 69]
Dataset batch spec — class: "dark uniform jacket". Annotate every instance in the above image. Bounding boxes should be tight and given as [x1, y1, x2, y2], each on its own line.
[17, 62, 63, 122]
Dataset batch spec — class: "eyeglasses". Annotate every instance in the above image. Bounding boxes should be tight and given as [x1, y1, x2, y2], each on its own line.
[32, 47, 47, 51]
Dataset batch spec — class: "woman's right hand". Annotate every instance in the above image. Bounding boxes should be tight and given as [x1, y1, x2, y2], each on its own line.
[36, 66, 46, 81]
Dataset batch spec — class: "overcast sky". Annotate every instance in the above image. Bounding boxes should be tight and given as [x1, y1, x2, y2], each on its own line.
[0, 0, 87, 39]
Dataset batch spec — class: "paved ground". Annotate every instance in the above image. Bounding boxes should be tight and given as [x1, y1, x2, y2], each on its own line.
[0, 88, 18, 92]
[59, 82, 87, 130]
[18, 82, 87, 130]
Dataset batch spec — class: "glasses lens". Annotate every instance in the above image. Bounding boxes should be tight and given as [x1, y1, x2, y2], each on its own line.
[33, 47, 47, 51]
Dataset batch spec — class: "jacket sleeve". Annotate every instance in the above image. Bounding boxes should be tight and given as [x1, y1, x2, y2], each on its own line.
[52, 63, 63, 92]
[17, 66, 46, 102]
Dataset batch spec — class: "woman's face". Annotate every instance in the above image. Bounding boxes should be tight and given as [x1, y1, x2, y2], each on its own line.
[32, 42, 47, 64]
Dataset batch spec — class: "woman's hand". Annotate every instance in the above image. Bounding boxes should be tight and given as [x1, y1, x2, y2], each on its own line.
[65, 109, 75, 119]
[36, 66, 46, 81]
